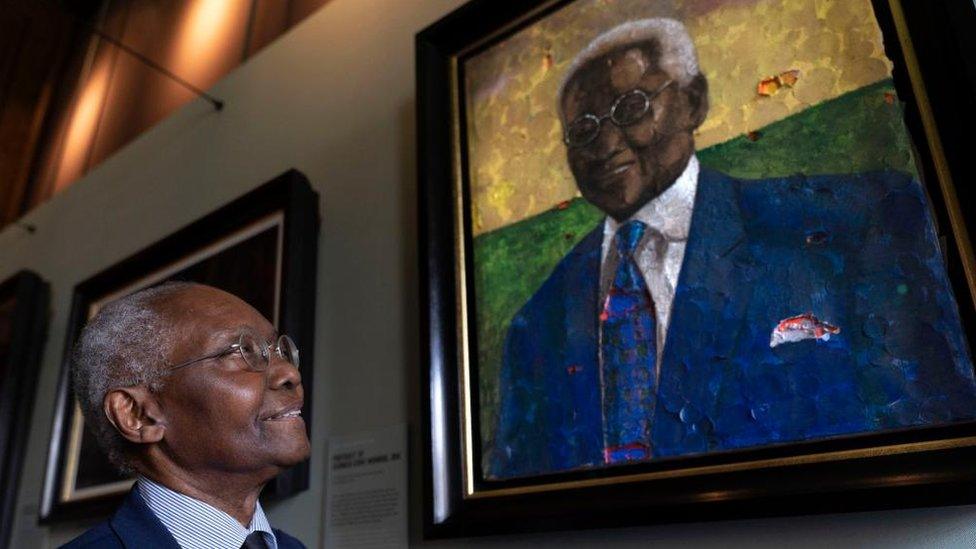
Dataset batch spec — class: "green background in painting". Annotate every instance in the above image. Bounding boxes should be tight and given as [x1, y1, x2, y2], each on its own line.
[472, 80, 920, 468]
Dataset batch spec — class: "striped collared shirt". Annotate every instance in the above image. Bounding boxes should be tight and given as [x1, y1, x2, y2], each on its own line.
[138, 477, 278, 549]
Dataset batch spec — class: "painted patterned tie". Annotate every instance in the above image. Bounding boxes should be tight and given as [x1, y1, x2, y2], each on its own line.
[600, 220, 657, 464]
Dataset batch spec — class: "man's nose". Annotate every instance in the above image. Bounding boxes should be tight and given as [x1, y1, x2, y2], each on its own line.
[268, 354, 302, 390]
[587, 121, 627, 163]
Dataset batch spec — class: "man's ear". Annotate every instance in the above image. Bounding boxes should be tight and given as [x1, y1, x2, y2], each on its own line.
[103, 386, 166, 444]
[682, 73, 709, 130]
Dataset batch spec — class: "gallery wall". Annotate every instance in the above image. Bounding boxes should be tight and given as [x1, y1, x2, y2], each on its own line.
[0, 0, 974, 546]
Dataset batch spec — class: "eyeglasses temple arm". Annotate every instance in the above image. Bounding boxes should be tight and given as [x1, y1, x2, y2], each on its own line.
[165, 345, 240, 373]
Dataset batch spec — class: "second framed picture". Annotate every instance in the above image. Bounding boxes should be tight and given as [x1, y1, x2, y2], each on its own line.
[40, 169, 319, 522]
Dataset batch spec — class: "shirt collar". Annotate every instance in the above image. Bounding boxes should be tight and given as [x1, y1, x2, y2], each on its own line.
[604, 154, 699, 242]
[137, 477, 277, 549]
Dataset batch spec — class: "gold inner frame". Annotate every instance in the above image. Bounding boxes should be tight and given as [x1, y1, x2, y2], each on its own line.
[450, 0, 976, 500]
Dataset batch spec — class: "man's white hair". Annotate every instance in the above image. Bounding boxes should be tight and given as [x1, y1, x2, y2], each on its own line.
[558, 18, 700, 105]
[71, 281, 195, 472]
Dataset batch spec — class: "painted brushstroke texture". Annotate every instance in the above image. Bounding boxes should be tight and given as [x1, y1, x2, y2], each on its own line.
[488, 167, 976, 479]
[475, 81, 925, 476]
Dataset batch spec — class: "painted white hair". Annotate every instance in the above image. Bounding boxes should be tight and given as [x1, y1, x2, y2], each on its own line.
[71, 281, 195, 472]
[558, 18, 701, 106]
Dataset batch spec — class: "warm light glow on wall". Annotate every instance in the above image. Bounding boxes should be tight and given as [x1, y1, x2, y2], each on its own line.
[30, 0, 325, 211]
[53, 60, 110, 193]
[170, 0, 247, 87]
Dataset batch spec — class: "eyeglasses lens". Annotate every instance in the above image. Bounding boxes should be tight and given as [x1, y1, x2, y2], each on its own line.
[566, 116, 600, 147]
[234, 333, 300, 371]
[237, 333, 265, 371]
[278, 335, 300, 369]
[612, 91, 650, 126]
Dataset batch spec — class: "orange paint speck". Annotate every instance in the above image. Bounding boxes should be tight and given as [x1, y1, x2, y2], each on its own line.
[778, 69, 800, 87]
[757, 69, 800, 97]
[757, 76, 780, 97]
[542, 53, 553, 72]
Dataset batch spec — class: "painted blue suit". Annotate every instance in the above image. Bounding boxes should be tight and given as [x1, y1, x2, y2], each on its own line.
[490, 167, 976, 479]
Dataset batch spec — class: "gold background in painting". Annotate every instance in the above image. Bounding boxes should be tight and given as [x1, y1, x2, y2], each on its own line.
[463, 0, 893, 235]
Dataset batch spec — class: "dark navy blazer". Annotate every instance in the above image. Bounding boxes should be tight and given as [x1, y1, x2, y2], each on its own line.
[60, 487, 305, 549]
[490, 167, 976, 479]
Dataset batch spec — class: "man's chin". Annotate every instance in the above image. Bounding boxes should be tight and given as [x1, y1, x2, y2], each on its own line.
[277, 434, 312, 465]
[582, 180, 657, 221]
[603, 200, 647, 222]
[583, 193, 638, 221]
[257, 422, 311, 469]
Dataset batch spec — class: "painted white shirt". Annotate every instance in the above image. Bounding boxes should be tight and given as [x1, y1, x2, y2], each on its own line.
[600, 154, 699, 363]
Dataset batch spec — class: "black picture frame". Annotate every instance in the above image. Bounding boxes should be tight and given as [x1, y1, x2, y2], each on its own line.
[418, 0, 976, 538]
[0, 271, 49, 548]
[39, 169, 319, 523]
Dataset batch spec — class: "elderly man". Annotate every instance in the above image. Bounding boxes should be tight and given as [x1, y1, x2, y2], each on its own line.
[63, 282, 308, 549]
[490, 18, 976, 478]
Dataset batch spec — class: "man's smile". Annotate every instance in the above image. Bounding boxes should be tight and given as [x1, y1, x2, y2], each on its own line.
[593, 160, 635, 186]
[261, 401, 304, 421]
[265, 411, 302, 421]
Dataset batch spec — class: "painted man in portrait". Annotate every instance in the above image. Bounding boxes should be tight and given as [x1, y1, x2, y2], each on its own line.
[490, 18, 976, 479]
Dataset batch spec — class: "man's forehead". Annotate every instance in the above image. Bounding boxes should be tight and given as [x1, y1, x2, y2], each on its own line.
[562, 42, 663, 111]
[153, 284, 219, 313]
[601, 43, 659, 74]
[155, 286, 273, 349]
[153, 285, 258, 326]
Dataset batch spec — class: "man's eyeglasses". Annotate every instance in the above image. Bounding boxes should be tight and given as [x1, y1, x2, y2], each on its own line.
[563, 79, 674, 148]
[164, 333, 300, 375]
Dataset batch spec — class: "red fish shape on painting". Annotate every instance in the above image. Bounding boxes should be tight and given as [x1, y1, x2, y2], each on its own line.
[769, 312, 839, 348]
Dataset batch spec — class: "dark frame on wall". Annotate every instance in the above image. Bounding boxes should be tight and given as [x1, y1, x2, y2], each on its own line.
[418, 0, 976, 538]
[39, 169, 319, 523]
[0, 271, 49, 548]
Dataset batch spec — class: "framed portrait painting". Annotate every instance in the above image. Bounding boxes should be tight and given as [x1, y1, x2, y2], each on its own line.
[418, 0, 976, 537]
[39, 169, 319, 522]
[0, 271, 48, 547]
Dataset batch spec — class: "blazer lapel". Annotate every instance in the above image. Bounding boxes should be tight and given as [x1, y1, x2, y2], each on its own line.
[663, 167, 750, 365]
[110, 487, 181, 549]
[562, 224, 602, 374]
[557, 224, 605, 467]
[654, 167, 753, 455]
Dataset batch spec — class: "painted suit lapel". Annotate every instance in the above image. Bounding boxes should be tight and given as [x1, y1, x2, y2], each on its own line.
[552, 225, 605, 469]
[652, 167, 752, 456]
[554, 169, 751, 461]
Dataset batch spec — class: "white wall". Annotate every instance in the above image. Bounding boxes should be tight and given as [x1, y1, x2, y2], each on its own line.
[2, 0, 975, 547]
